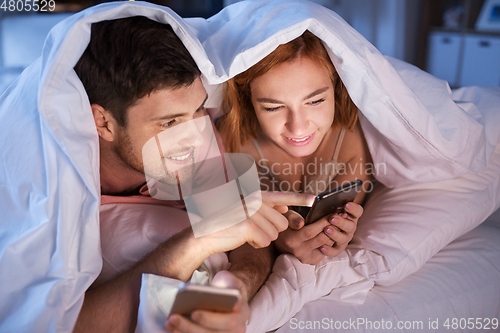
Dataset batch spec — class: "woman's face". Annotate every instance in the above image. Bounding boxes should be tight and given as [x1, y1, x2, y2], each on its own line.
[250, 56, 335, 158]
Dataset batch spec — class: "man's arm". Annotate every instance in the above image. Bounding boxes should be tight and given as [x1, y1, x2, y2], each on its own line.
[228, 243, 276, 300]
[74, 191, 313, 332]
[74, 227, 209, 333]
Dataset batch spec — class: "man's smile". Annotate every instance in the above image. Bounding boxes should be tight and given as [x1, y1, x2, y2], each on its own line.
[165, 149, 194, 164]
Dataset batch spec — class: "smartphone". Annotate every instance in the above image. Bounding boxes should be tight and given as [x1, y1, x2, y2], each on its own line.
[169, 283, 241, 316]
[291, 179, 363, 225]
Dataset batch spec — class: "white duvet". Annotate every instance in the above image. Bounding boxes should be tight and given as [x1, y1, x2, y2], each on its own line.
[0, 1, 499, 332]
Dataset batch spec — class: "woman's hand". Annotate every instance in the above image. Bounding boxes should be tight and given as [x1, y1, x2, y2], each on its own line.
[318, 202, 363, 257]
[275, 202, 363, 265]
[274, 214, 331, 265]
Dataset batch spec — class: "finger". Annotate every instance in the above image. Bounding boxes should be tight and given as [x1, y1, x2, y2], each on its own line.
[274, 205, 289, 214]
[244, 209, 286, 248]
[166, 314, 210, 333]
[194, 271, 249, 332]
[284, 210, 305, 230]
[263, 191, 315, 208]
[319, 244, 344, 258]
[243, 213, 275, 248]
[258, 203, 289, 233]
[242, 191, 287, 216]
[323, 225, 351, 246]
[305, 231, 334, 249]
[298, 220, 330, 242]
[191, 308, 248, 332]
[328, 214, 357, 235]
[344, 202, 363, 219]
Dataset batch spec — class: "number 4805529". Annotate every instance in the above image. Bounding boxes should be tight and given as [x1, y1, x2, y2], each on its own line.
[0, 0, 56, 11]
[443, 318, 499, 330]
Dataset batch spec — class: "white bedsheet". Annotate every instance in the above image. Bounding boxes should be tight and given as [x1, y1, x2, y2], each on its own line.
[275, 213, 500, 332]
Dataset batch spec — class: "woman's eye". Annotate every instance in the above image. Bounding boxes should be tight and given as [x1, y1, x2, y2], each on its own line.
[264, 106, 281, 112]
[309, 98, 325, 106]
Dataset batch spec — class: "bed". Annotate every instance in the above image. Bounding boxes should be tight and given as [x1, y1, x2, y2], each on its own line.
[274, 209, 500, 332]
[191, 1, 500, 331]
[1, 1, 499, 332]
[245, 143, 500, 332]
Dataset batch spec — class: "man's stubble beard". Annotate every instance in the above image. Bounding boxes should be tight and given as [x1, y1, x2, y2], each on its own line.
[115, 127, 195, 186]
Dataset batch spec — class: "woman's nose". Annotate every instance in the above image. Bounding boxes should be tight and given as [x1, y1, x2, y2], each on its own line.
[285, 108, 309, 135]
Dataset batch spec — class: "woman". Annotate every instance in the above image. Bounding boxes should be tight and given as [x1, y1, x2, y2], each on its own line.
[217, 31, 373, 265]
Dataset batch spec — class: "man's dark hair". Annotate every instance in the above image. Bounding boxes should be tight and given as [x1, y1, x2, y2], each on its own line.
[74, 16, 201, 127]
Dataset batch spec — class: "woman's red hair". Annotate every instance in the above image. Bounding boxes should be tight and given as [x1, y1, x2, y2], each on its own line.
[217, 31, 358, 153]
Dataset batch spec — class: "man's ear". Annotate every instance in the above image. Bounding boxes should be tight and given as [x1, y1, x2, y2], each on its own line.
[91, 104, 118, 142]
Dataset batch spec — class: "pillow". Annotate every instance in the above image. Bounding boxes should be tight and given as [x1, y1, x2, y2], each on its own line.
[346, 142, 500, 286]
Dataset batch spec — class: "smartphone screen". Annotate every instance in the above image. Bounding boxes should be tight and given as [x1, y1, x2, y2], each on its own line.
[295, 179, 362, 225]
[169, 283, 241, 316]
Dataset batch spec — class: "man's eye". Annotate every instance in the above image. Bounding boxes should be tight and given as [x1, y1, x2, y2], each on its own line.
[161, 119, 176, 128]
[309, 98, 325, 106]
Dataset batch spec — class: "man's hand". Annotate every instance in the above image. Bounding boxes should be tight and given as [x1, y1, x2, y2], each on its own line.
[275, 202, 363, 265]
[200, 191, 314, 256]
[165, 271, 250, 333]
[75, 192, 313, 333]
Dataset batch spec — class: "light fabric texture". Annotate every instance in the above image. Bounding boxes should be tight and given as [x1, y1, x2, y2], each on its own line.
[189, 1, 500, 328]
[247, 253, 374, 332]
[184, 1, 500, 330]
[98, 203, 191, 284]
[186, 0, 500, 187]
[1, 1, 500, 332]
[275, 216, 500, 332]
[0, 2, 214, 332]
[245, 140, 500, 331]
[347, 143, 500, 286]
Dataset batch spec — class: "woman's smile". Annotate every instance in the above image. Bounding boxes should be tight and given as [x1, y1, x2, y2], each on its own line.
[282, 132, 315, 146]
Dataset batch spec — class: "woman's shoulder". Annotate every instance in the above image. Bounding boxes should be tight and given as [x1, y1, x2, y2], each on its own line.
[339, 121, 372, 164]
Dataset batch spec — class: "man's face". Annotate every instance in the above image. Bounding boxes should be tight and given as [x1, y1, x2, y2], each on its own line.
[114, 77, 208, 185]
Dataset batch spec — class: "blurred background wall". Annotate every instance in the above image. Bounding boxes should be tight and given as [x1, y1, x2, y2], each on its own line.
[1, 0, 498, 95]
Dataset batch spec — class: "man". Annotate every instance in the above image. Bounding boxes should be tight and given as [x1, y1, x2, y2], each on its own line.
[71, 16, 312, 332]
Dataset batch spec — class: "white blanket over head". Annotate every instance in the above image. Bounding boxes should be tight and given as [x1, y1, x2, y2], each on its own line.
[187, 0, 500, 187]
[0, 2, 212, 332]
[0, 0, 499, 332]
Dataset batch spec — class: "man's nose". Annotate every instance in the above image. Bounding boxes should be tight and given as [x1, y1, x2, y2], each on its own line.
[177, 120, 204, 148]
